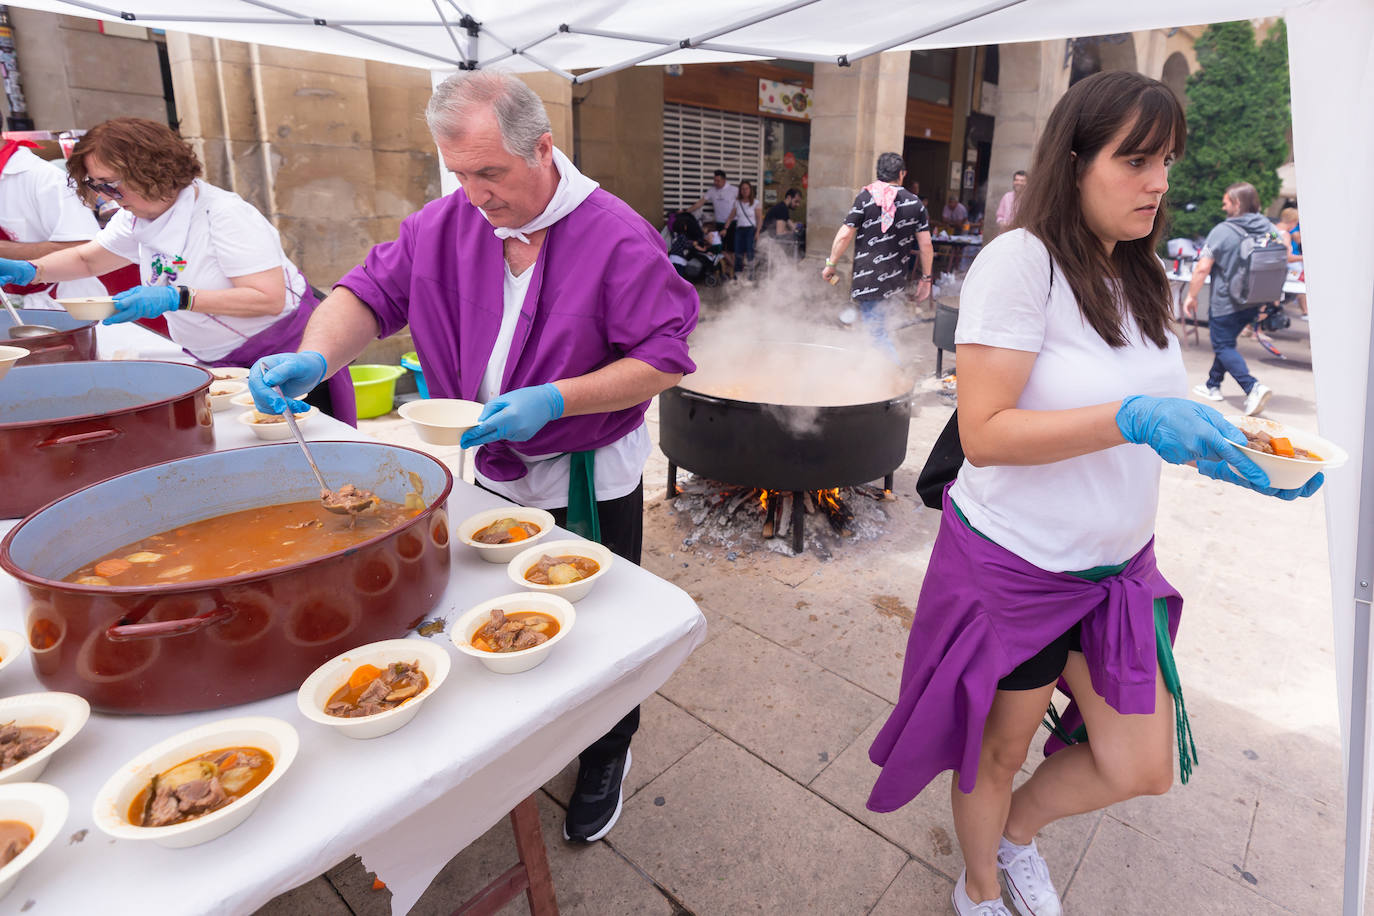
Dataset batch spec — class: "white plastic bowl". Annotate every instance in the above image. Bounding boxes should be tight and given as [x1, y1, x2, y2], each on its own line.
[230, 391, 256, 408]
[398, 398, 484, 446]
[0, 692, 90, 785]
[296, 638, 451, 739]
[210, 366, 250, 382]
[92, 716, 298, 848]
[0, 345, 27, 380]
[1226, 415, 1347, 490]
[208, 380, 248, 412]
[236, 406, 313, 441]
[0, 783, 68, 901]
[506, 539, 614, 603]
[457, 506, 557, 564]
[452, 592, 576, 675]
[0, 630, 25, 677]
[54, 296, 114, 321]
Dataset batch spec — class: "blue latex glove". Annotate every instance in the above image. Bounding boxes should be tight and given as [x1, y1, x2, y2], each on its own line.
[249, 351, 327, 414]
[1116, 394, 1272, 488]
[103, 285, 179, 325]
[1197, 461, 1324, 500]
[0, 258, 36, 286]
[460, 383, 565, 448]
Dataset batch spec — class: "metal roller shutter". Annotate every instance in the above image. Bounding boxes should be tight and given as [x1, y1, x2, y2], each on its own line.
[662, 103, 764, 219]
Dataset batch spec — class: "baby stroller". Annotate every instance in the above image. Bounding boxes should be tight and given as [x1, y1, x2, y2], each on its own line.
[666, 212, 725, 287]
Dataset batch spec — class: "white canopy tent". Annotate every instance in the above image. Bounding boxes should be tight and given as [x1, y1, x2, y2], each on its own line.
[8, 0, 1372, 910]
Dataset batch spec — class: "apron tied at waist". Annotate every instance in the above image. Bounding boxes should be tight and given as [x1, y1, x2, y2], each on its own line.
[564, 450, 602, 543]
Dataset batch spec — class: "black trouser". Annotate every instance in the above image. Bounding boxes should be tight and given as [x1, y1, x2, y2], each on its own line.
[479, 479, 644, 762]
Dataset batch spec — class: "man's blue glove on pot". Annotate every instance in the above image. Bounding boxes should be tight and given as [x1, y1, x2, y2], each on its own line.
[104, 286, 180, 325]
[461, 383, 564, 448]
[1116, 394, 1272, 488]
[249, 351, 327, 414]
[0, 258, 36, 287]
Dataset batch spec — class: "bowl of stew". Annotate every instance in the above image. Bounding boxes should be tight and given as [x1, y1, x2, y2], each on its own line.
[92, 716, 299, 848]
[452, 592, 576, 675]
[0, 692, 90, 785]
[237, 406, 314, 440]
[457, 506, 556, 564]
[0, 782, 68, 902]
[506, 539, 613, 603]
[208, 380, 247, 412]
[296, 638, 451, 739]
[210, 367, 250, 382]
[1226, 416, 1347, 490]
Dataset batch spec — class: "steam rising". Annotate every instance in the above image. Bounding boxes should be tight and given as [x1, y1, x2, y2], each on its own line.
[681, 237, 918, 437]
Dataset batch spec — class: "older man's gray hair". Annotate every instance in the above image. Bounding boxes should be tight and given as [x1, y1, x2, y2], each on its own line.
[425, 71, 552, 166]
[875, 152, 906, 183]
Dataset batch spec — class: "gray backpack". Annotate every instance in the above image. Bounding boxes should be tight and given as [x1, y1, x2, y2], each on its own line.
[1226, 222, 1288, 306]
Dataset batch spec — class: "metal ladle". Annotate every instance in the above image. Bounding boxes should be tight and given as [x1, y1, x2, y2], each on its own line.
[275, 387, 377, 516]
[2, 295, 57, 339]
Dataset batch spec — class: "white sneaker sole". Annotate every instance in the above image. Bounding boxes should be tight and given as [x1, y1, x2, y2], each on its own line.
[1244, 388, 1273, 417]
[563, 748, 631, 843]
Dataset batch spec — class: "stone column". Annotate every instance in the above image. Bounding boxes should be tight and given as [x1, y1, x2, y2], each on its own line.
[808, 51, 911, 264]
[982, 41, 1069, 244]
[518, 72, 573, 155]
[572, 67, 664, 224]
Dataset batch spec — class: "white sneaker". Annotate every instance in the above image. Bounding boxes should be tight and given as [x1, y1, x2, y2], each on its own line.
[1191, 383, 1224, 402]
[953, 870, 1014, 916]
[998, 838, 1062, 916]
[1242, 383, 1273, 417]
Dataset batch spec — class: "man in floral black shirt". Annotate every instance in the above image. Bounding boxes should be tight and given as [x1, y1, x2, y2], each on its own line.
[822, 152, 933, 353]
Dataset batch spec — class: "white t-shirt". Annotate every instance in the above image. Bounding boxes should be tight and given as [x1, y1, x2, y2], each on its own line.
[731, 198, 759, 228]
[95, 180, 306, 361]
[0, 147, 107, 308]
[474, 261, 649, 510]
[947, 230, 1187, 572]
[703, 183, 739, 225]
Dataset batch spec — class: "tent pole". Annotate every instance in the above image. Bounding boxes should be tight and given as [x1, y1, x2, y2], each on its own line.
[842, 0, 1030, 64]
[1345, 286, 1374, 916]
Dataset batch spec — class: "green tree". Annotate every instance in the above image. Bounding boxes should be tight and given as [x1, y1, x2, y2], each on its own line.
[1166, 19, 1291, 242]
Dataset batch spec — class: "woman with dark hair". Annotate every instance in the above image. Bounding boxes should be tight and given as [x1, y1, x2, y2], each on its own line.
[866, 71, 1322, 916]
[0, 117, 354, 423]
[728, 179, 761, 278]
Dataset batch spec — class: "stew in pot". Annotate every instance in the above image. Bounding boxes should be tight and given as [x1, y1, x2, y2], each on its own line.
[64, 498, 419, 587]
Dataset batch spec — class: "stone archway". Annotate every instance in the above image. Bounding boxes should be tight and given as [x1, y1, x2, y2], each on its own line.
[1162, 51, 1190, 105]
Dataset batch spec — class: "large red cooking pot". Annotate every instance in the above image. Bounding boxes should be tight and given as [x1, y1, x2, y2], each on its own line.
[0, 361, 215, 518]
[8, 308, 98, 365]
[0, 441, 454, 714]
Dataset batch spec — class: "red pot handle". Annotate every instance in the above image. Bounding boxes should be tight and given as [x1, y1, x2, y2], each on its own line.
[36, 428, 122, 448]
[24, 343, 74, 356]
[106, 605, 234, 641]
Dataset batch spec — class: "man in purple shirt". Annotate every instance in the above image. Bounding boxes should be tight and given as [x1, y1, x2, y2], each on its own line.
[249, 71, 699, 844]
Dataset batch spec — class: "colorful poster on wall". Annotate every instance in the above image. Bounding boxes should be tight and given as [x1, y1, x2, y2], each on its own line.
[758, 79, 813, 119]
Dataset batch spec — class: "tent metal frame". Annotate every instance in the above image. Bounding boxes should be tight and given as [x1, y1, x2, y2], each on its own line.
[43, 0, 1030, 81]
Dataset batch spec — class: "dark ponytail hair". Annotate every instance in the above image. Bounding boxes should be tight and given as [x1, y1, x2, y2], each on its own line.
[1015, 70, 1186, 349]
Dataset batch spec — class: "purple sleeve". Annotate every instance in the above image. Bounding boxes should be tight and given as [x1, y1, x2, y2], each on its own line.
[604, 240, 699, 376]
[335, 213, 419, 338]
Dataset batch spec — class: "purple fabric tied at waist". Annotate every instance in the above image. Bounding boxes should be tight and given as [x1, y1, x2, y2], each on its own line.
[203, 281, 357, 427]
[866, 485, 1181, 813]
[336, 187, 698, 482]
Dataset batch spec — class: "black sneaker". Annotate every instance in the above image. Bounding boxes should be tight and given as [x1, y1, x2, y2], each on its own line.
[563, 748, 632, 842]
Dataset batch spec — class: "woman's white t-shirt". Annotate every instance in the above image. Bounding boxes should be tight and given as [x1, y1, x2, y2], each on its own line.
[95, 180, 306, 361]
[947, 229, 1187, 572]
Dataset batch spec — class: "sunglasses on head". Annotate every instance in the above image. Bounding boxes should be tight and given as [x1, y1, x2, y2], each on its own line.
[81, 176, 123, 199]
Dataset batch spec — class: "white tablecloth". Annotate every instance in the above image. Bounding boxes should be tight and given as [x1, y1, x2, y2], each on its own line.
[0, 326, 707, 915]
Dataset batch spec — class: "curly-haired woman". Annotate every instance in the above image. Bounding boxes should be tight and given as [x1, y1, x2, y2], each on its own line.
[0, 117, 354, 423]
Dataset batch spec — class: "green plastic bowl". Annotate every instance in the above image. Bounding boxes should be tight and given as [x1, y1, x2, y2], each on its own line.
[348, 364, 406, 418]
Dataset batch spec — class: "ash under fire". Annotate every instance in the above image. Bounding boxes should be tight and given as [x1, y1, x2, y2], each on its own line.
[668, 474, 894, 560]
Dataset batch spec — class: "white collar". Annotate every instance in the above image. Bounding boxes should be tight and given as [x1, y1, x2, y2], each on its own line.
[485, 148, 599, 245]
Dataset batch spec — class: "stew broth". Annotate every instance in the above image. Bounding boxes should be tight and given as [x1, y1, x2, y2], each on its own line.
[128, 746, 274, 828]
[0, 820, 32, 867]
[64, 498, 420, 587]
[524, 555, 599, 586]
[472, 610, 560, 652]
[326, 661, 428, 718]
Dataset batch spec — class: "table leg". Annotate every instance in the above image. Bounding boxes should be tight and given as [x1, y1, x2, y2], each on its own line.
[450, 793, 559, 916]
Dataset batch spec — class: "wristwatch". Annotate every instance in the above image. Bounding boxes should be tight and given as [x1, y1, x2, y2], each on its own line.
[919, 274, 933, 281]
[176, 285, 191, 310]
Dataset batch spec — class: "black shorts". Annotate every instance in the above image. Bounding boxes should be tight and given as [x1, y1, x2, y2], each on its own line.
[998, 621, 1083, 691]
[722, 224, 737, 251]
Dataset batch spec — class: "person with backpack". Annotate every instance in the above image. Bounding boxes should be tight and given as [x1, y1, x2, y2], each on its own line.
[1184, 181, 1288, 416]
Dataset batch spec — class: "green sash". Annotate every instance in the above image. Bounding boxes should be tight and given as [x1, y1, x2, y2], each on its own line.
[565, 450, 602, 543]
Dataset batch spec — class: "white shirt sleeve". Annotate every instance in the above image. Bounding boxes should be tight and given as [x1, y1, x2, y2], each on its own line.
[954, 229, 1052, 353]
[94, 210, 141, 263]
[206, 196, 286, 278]
[31, 165, 99, 242]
